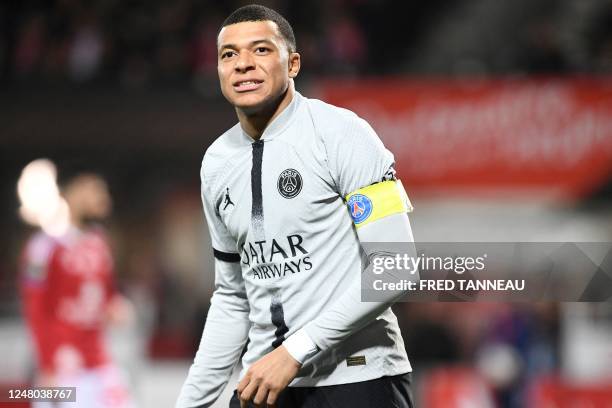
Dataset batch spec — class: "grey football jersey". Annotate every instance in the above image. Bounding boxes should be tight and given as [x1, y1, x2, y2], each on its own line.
[202, 91, 411, 387]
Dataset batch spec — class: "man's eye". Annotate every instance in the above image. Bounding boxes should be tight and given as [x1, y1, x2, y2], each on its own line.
[221, 51, 235, 59]
[255, 47, 270, 54]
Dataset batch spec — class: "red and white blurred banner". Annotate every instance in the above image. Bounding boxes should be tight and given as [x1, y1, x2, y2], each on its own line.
[313, 78, 612, 200]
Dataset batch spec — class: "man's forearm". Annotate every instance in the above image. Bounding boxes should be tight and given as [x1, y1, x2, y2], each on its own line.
[175, 298, 250, 408]
[285, 211, 416, 359]
[176, 258, 251, 408]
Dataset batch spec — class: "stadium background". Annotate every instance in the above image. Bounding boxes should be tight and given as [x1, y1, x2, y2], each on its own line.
[1, 0, 611, 406]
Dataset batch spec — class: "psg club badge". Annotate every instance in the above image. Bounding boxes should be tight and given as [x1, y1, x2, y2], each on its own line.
[347, 194, 373, 224]
[277, 168, 303, 199]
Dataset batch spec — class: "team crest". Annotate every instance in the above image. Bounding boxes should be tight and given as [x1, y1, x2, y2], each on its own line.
[277, 169, 302, 199]
[347, 194, 373, 224]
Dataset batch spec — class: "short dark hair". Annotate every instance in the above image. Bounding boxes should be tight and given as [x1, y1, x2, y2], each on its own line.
[220, 4, 296, 53]
[55, 157, 104, 190]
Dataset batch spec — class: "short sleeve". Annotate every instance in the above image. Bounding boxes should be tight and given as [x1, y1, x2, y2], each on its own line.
[327, 114, 396, 198]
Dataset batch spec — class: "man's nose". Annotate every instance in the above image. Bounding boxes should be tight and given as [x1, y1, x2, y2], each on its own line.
[234, 50, 255, 72]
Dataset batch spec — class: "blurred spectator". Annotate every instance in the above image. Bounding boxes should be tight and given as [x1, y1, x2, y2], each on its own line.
[324, 12, 367, 74]
[18, 166, 136, 408]
[14, 13, 46, 77]
[68, 12, 104, 81]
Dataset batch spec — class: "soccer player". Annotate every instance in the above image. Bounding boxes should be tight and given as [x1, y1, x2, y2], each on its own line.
[20, 172, 135, 408]
[176, 5, 416, 408]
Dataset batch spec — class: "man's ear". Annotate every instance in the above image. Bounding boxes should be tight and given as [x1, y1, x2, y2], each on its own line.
[288, 52, 301, 78]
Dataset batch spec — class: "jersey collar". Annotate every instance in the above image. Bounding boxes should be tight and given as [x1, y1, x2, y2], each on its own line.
[240, 91, 303, 143]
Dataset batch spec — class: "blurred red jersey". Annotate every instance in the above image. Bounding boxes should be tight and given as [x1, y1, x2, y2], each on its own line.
[20, 227, 117, 374]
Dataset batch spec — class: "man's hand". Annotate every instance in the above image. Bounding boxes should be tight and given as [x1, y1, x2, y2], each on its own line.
[237, 345, 300, 407]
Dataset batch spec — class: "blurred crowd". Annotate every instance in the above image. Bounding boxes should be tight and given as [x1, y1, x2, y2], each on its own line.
[1, 0, 611, 90]
[1, 0, 373, 89]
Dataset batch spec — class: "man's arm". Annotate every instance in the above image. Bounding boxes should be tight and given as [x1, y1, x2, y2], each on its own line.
[284, 112, 417, 359]
[176, 171, 251, 408]
[175, 257, 250, 408]
[290, 181, 416, 355]
[19, 235, 59, 379]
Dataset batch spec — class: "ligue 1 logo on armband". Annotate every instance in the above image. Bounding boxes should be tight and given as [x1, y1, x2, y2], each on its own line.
[347, 194, 373, 224]
[277, 168, 302, 199]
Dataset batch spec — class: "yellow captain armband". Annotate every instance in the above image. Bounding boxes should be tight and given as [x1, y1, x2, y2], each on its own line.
[345, 180, 413, 228]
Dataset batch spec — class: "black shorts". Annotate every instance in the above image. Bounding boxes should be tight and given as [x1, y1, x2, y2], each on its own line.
[229, 372, 413, 408]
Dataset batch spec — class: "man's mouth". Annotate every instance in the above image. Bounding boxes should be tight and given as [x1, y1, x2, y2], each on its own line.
[233, 79, 263, 92]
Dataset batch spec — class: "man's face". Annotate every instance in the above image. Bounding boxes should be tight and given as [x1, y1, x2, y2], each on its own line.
[217, 20, 299, 112]
[65, 175, 112, 221]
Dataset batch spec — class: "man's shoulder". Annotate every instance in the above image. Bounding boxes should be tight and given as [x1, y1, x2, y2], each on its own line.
[201, 123, 246, 181]
[301, 95, 372, 146]
[204, 122, 244, 161]
[302, 95, 359, 127]
[21, 231, 59, 283]
[24, 231, 58, 263]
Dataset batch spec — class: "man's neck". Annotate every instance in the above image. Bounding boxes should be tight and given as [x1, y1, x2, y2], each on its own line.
[236, 83, 295, 140]
[70, 215, 84, 230]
